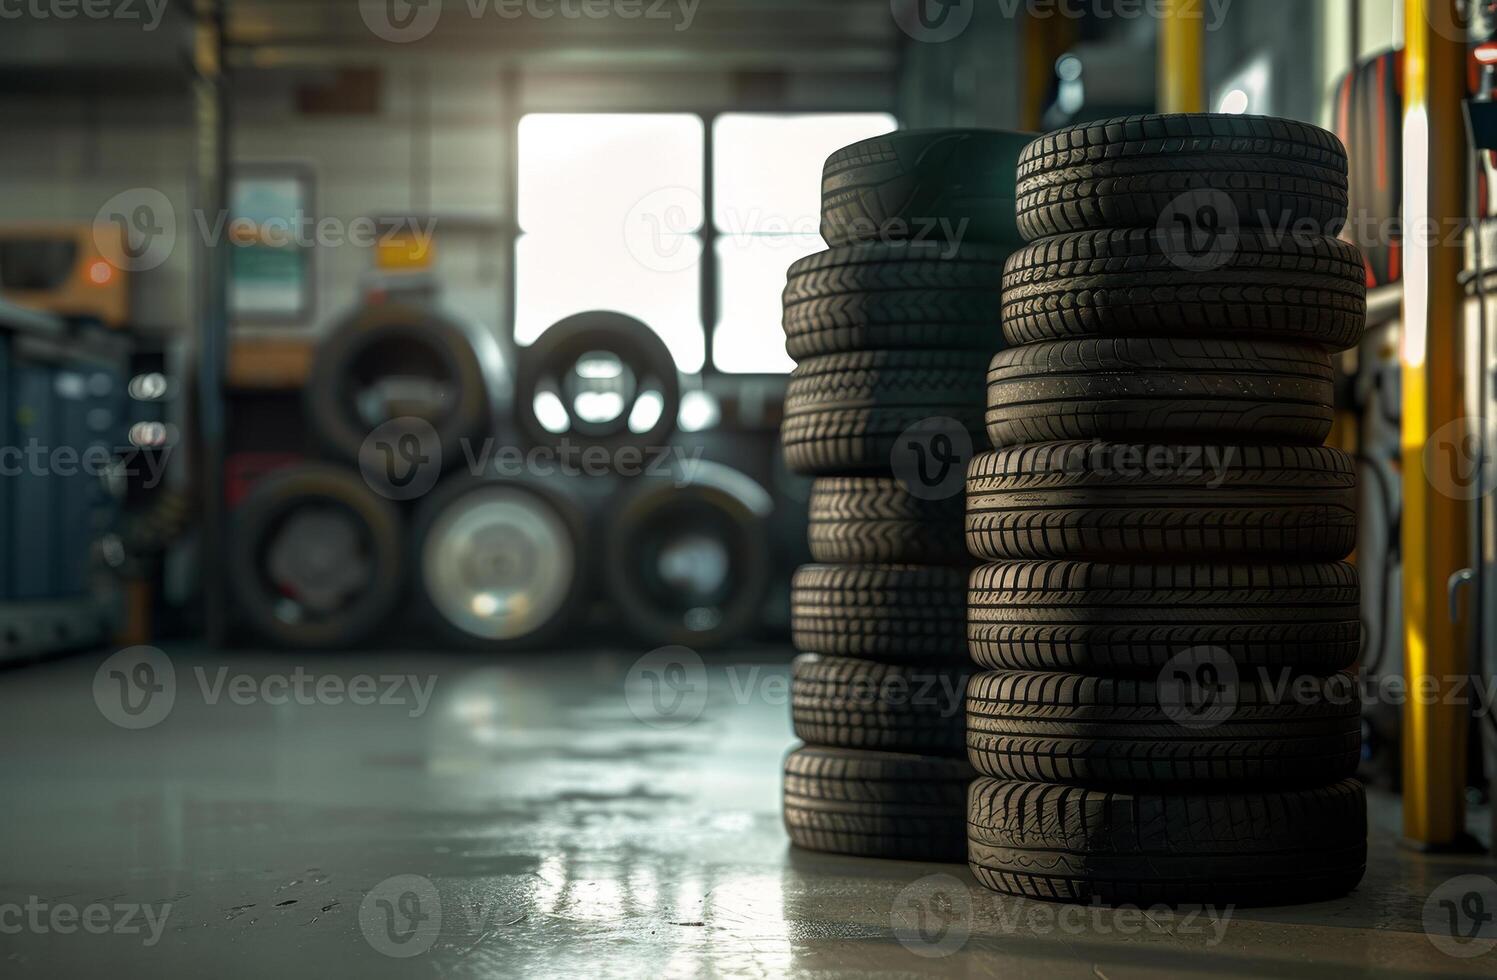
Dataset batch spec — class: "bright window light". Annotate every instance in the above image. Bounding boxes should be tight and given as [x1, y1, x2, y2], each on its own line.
[713, 235, 823, 374]
[712, 113, 897, 235]
[515, 234, 704, 373]
[711, 113, 896, 374]
[518, 114, 704, 233]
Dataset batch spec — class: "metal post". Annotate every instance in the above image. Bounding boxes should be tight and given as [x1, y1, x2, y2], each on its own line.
[193, 0, 230, 646]
[1400, 0, 1473, 849]
[1158, 0, 1206, 113]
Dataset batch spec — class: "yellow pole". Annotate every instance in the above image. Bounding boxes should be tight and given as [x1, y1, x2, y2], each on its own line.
[1158, 0, 1206, 113]
[1400, 0, 1471, 848]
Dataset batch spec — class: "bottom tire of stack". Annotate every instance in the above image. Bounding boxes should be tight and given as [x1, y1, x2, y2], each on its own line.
[784, 745, 973, 863]
[967, 778, 1367, 905]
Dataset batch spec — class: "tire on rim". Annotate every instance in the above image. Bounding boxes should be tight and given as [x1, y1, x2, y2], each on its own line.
[604, 461, 773, 650]
[516, 311, 680, 457]
[413, 473, 588, 650]
[306, 301, 499, 469]
[229, 464, 405, 649]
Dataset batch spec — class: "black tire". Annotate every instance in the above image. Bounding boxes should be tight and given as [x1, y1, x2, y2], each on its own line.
[967, 561, 1361, 676]
[967, 778, 1367, 905]
[1001, 230, 1366, 351]
[603, 461, 773, 650]
[515, 311, 680, 457]
[808, 477, 967, 565]
[411, 473, 588, 651]
[965, 443, 1358, 561]
[791, 564, 968, 663]
[821, 129, 1033, 251]
[792, 654, 969, 755]
[1015, 114, 1348, 241]
[305, 302, 492, 469]
[783, 242, 1008, 359]
[966, 670, 1362, 786]
[229, 464, 405, 649]
[985, 339, 1335, 448]
[784, 745, 972, 862]
[783, 351, 988, 476]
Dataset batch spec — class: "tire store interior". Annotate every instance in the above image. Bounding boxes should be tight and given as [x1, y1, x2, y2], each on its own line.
[4, 0, 1497, 976]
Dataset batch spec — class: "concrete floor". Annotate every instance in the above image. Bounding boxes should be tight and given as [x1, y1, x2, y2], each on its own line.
[0, 647, 1493, 978]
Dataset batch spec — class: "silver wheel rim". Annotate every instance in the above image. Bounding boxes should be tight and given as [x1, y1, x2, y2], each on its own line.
[422, 486, 574, 641]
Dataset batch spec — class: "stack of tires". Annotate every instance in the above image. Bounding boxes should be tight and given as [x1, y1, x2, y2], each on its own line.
[965, 115, 1371, 904]
[780, 130, 1031, 863]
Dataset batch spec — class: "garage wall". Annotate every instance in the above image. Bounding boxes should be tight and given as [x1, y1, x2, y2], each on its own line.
[0, 65, 509, 343]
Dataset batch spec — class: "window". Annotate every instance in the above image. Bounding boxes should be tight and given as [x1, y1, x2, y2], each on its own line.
[516, 113, 706, 372]
[712, 113, 897, 374]
[514, 111, 897, 375]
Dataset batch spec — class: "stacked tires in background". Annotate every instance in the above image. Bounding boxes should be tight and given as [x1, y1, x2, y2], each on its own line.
[780, 130, 1030, 863]
[965, 114, 1371, 903]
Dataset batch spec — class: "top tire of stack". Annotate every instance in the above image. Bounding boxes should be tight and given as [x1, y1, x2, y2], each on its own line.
[1015, 114, 1349, 242]
[821, 129, 1034, 252]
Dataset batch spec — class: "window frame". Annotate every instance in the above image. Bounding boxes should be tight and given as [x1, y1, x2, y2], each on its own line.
[507, 104, 898, 381]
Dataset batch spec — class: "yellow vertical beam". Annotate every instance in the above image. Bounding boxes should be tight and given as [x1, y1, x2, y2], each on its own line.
[1158, 0, 1206, 113]
[1400, 0, 1471, 847]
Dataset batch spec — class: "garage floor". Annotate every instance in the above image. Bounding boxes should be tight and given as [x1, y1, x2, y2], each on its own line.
[0, 648, 1492, 978]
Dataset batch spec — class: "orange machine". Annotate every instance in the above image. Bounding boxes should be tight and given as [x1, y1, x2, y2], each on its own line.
[0, 222, 130, 328]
